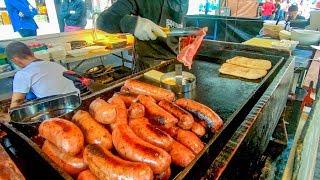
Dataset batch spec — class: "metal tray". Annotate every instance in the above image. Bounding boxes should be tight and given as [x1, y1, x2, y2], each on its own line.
[1, 40, 290, 179]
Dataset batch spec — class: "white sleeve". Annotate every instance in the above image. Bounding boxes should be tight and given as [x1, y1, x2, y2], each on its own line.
[12, 71, 31, 93]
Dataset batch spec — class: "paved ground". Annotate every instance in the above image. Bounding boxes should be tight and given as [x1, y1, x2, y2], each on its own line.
[314, 140, 320, 180]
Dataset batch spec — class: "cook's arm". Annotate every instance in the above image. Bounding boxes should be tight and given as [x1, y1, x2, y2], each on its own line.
[10, 93, 26, 109]
[96, 0, 138, 34]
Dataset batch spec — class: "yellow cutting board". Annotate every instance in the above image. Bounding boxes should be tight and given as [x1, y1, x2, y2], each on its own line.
[243, 38, 280, 48]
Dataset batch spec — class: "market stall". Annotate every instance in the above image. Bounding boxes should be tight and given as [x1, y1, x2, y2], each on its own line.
[0, 39, 295, 179]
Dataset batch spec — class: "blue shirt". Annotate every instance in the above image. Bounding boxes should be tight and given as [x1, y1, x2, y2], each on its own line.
[4, 0, 38, 32]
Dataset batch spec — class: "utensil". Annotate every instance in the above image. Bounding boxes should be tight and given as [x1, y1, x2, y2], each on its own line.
[166, 27, 201, 37]
[160, 71, 196, 94]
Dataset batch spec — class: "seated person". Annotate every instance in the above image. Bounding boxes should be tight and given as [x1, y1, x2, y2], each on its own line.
[6, 41, 79, 108]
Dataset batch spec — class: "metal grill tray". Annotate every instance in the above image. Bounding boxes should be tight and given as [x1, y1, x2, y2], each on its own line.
[0, 40, 289, 179]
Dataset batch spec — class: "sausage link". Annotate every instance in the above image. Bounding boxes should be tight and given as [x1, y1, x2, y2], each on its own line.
[122, 79, 175, 101]
[157, 125, 179, 138]
[175, 98, 223, 132]
[42, 140, 87, 175]
[128, 102, 145, 119]
[77, 170, 97, 180]
[169, 141, 195, 167]
[129, 117, 174, 151]
[155, 168, 171, 180]
[89, 98, 117, 124]
[108, 96, 128, 130]
[176, 129, 204, 154]
[39, 118, 84, 155]
[138, 95, 178, 128]
[113, 93, 137, 108]
[83, 144, 153, 180]
[112, 124, 171, 174]
[72, 110, 112, 150]
[191, 122, 206, 137]
[158, 100, 194, 130]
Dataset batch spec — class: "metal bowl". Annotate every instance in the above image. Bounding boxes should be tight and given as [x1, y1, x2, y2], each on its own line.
[160, 71, 196, 94]
[9, 92, 81, 125]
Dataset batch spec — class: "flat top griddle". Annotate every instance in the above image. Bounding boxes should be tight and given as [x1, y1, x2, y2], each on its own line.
[0, 41, 287, 179]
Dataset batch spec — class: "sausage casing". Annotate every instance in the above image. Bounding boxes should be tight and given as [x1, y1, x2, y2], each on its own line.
[155, 167, 171, 180]
[89, 98, 117, 124]
[158, 100, 194, 130]
[128, 102, 145, 119]
[108, 96, 128, 130]
[112, 124, 171, 174]
[176, 129, 204, 154]
[169, 141, 195, 167]
[72, 110, 112, 150]
[138, 95, 178, 128]
[77, 170, 97, 180]
[175, 98, 223, 132]
[122, 79, 175, 101]
[83, 144, 153, 180]
[39, 118, 84, 155]
[129, 117, 174, 151]
[191, 121, 206, 137]
[42, 140, 87, 175]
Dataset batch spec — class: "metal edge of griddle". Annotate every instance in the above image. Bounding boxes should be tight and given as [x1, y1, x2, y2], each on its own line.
[204, 56, 295, 179]
[173, 55, 286, 179]
[0, 122, 73, 180]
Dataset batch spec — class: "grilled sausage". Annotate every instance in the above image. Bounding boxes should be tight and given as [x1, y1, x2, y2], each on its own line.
[84, 144, 153, 180]
[0, 144, 25, 180]
[138, 95, 178, 128]
[108, 96, 128, 130]
[72, 110, 112, 150]
[175, 98, 223, 132]
[122, 79, 175, 101]
[112, 124, 171, 174]
[169, 141, 195, 167]
[176, 129, 204, 154]
[158, 100, 194, 130]
[77, 170, 97, 180]
[129, 117, 174, 151]
[155, 168, 171, 180]
[191, 122, 206, 137]
[42, 140, 87, 175]
[89, 98, 117, 124]
[113, 93, 137, 108]
[128, 102, 145, 119]
[39, 118, 84, 155]
[156, 125, 179, 138]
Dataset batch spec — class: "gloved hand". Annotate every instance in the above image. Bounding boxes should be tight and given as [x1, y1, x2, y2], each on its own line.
[134, 17, 167, 41]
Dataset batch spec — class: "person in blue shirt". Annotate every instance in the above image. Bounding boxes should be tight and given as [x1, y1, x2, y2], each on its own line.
[4, 0, 38, 37]
[60, 0, 87, 32]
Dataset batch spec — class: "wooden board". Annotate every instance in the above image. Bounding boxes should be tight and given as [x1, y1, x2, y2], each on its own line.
[303, 50, 320, 89]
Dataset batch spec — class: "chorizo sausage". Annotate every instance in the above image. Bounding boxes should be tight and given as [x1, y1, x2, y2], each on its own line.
[155, 168, 171, 180]
[169, 141, 195, 167]
[138, 95, 178, 128]
[158, 100, 194, 130]
[83, 144, 153, 180]
[128, 102, 145, 119]
[113, 93, 137, 108]
[89, 98, 117, 124]
[108, 96, 128, 130]
[77, 170, 97, 180]
[72, 110, 112, 150]
[39, 118, 84, 155]
[129, 117, 174, 151]
[112, 124, 171, 174]
[122, 79, 175, 101]
[176, 129, 204, 154]
[42, 140, 87, 175]
[175, 98, 223, 132]
[191, 122, 206, 137]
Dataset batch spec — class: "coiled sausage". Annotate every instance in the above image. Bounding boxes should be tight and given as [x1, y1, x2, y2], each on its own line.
[89, 98, 117, 124]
